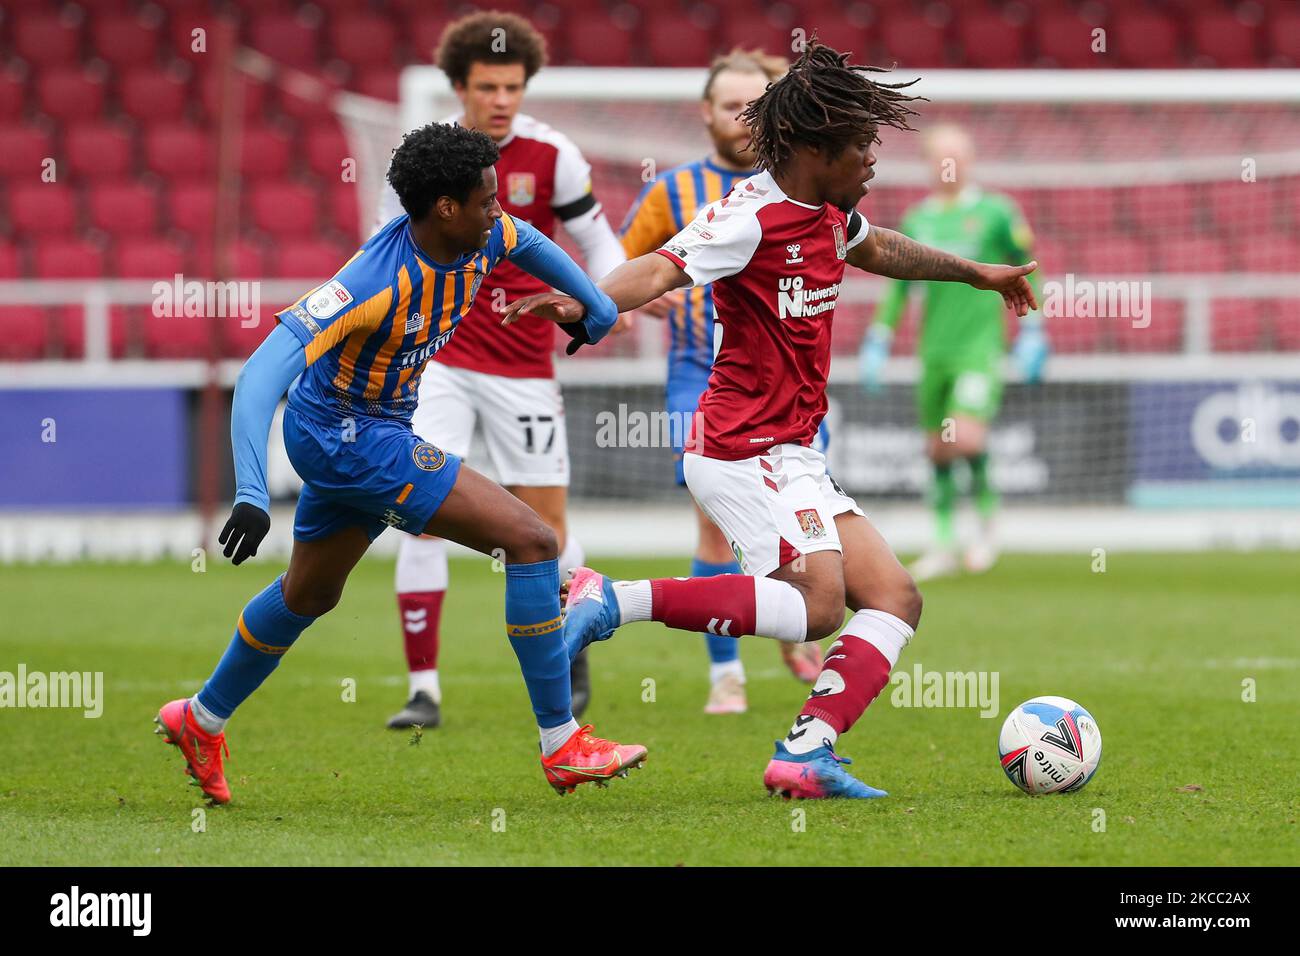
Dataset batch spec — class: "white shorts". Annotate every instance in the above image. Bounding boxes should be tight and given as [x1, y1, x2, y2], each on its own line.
[411, 362, 569, 487]
[683, 443, 864, 578]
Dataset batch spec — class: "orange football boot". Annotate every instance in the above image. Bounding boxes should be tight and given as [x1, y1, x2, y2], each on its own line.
[155, 698, 231, 804]
[541, 724, 647, 795]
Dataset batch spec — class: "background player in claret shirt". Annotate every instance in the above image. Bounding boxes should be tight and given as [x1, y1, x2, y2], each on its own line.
[859, 123, 1047, 581]
[154, 123, 645, 805]
[619, 48, 825, 715]
[505, 42, 1038, 800]
[373, 13, 628, 730]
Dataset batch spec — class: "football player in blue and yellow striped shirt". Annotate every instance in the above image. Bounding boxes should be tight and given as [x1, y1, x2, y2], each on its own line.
[154, 124, 646, 803]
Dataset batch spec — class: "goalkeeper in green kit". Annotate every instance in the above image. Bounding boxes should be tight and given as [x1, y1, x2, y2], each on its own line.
[859, 124, 1047, 581]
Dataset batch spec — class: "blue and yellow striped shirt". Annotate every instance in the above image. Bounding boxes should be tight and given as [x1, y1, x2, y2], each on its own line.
[620, 157, 752, 377]
[277, 213, 520, 423]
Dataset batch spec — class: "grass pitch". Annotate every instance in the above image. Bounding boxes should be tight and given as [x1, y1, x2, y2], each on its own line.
[1, 552, 1296, 866]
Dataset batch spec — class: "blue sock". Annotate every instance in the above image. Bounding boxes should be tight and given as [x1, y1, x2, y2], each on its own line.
[694, 557, 741, 664]
[197, 575, 316, 719]
[505, 559, 572, 729]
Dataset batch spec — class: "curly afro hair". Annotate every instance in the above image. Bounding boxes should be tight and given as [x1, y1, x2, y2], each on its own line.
[436, 11, 547, 86]
[386, 122, 500, 220]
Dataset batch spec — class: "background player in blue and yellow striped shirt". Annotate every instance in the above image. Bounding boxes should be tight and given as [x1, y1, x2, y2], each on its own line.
[154, 124, 647, 803]
[619, 49, 825, 715]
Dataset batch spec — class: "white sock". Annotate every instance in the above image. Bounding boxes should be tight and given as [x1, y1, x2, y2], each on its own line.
[408, 668, 440, 702]
[558, 533, 585, 577]
[189, 695, 226, 735]
[395, 534, 449, 592]
[540, 718, 581, 757]
[753, 577, 808, 643]
[784, 715, 838, 755]
[845, 608, 914, 668]
[611, 579, 653, 622]
[709, 659, 745, 686]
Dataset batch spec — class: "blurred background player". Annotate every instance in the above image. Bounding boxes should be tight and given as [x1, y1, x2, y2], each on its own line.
[373, 12, 627, 729]
[619, 48, 824, 715]
[858, 123, 1048, 581]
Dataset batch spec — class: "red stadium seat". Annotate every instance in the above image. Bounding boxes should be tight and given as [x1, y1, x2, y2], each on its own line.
[1112, 300, 1183, 352]
[59, 305, 130, 359]
[116, 236, 189, 278]
[198, 72, 271, 122]
[567, 15, 637, 67]
[0, 242, 24, 277]
[1190, 11, 1261, 68]
[330, 184, 361, 238]
[65, 123, 135, 180]
[36, 68, 108, 123]
[406, 14, 456, 62]
[329, 14, 398, 69]
[1111, 12, 1184, 68]
[13, 14, 83, 66]
[142, 309, 213, 359]
[87, 181, 161, 237]
[802, 11, 870, 59]
[1050, 187, 1121, 236]
[1272, 300, 1300, 349]
[0, 125, 54, 177]
[248, 182, 319, 236]
[1075, 235, 1154, 274]
[879, 13, 950, 67]
[144, 124, 214, 177]
[958, 10, 1031, 69]
[1211, 299, 1268, 352]
[119, 67, 190, 123]
[1044, 310, 1103, 353]
[353, 67, 400, 101]
[1242, 234, 1300, 274]
[9, 185, 77, 236]
[238, 124, 294, 179]
[0, 307, 49, 360]
[1156, 235, 1232, 273]
[304, 124, 349, 180]
[193, 238, 270, 279]
[1033, 11, 1107, 68]
[34, 238, 107, 278]
[275, 238, 350, 278]
[90, 13, 163, 70]
[1269, 12, 1300, 65]
[166, 179, 216, 234]
[0, 67, 25, 121]
[717, 13, 798, 63]
[1202, 180, 1261, 234]
[248, 13, 322, 72]
[1126, 183, 1197, 235]
[644, 18, 716, 68]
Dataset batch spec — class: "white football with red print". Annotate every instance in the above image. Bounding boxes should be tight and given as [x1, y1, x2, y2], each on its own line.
[998, 696, 1102, 795]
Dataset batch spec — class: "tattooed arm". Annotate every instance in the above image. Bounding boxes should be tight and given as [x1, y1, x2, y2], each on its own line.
[848, 225, 1040, 316]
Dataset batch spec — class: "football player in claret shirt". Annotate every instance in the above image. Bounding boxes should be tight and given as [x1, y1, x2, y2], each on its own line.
[373, 12, 628, 731]
[619, 47, 825, 715]
[505, 43, 1038, 799]
[154, 123, 646, 804]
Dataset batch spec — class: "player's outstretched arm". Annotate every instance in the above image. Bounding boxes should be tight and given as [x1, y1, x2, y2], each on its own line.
[506, 217, 619, 352]
[502, 252, 689, 353]
[222, 323, 305, 565]
[849, 226, 1040, 317]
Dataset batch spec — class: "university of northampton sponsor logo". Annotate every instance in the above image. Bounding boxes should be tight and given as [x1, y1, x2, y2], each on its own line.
[507, 172, 536, 205]
[795, 508, 826, 538]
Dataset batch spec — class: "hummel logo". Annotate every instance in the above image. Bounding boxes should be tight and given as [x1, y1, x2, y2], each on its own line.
[706, 618, 733, 636]
[787, 714, 816, 741]
[808, 687, 833, 698]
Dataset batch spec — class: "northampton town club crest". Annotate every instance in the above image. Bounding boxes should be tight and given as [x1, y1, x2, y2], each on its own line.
[795, 508, 826, 539]
[507, 172, 536, 206]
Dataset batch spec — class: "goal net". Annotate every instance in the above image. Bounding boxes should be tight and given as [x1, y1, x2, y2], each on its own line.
[346, 67, 1300, 514]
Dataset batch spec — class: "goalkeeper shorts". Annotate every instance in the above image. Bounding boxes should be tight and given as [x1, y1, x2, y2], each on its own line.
[917, 361, 1004, 432]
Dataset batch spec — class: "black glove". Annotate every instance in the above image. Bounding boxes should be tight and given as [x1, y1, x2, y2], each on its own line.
[559, 320, 591, 356]
[219, 502, 270, 565]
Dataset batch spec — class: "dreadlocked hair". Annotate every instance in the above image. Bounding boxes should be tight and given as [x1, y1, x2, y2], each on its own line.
[739, 40, 924, 172]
